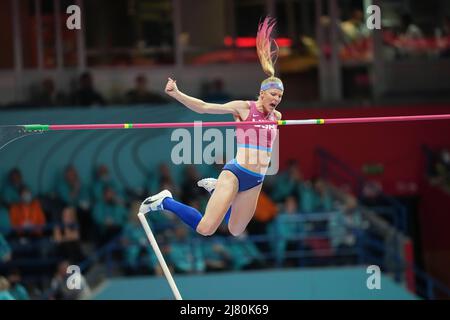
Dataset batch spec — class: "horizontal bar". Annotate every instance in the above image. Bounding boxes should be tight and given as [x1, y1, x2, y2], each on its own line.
[18, 114, 450, 132]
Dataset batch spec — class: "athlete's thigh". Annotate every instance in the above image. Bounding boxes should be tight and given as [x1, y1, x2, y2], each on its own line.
[202, 170, 239, 228]
[229, 183, 263, 231]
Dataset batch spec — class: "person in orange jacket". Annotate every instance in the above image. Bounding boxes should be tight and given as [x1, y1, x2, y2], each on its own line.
[9, 187, 46, 237]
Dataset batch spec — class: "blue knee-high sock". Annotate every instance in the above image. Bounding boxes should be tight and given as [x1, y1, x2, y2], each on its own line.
[162, 198, 202, 231]
[224, 207, 232, 224]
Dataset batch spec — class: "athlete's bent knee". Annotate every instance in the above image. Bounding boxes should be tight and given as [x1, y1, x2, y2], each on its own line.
[228, 224, 245, 237]
[196, 221, 218, 236]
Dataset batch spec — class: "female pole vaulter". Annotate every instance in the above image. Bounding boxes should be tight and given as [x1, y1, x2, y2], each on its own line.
[139, 17, 284, 237]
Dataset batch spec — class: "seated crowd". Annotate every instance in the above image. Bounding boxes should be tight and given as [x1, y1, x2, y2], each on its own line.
[0, 159, 366, 299]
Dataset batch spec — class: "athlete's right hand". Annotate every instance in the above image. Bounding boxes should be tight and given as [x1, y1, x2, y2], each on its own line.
[165, 77, 179, 97]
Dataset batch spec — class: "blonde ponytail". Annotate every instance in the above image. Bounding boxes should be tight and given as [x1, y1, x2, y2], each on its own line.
[256, 16, 279, 77]
[256, 17, 284, 92]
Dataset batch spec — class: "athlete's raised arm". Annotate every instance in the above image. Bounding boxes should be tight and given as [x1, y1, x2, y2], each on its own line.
[165, 77, 248, 117]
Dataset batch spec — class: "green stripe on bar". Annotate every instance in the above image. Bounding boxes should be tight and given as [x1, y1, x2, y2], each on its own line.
[316, 119, 325, 124]
[24, 124, 50, 132]
[277, 120, 287, 125]
[124, 123, 133, 129]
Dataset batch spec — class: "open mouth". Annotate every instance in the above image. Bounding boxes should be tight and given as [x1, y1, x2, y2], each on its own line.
[270, 103, 276, 108]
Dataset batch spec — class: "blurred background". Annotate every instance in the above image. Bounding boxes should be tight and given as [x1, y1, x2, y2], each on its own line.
[0, 0, 450, 300]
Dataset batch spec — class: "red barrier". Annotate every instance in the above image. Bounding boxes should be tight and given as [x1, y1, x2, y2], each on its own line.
[281, 105, 450, 196]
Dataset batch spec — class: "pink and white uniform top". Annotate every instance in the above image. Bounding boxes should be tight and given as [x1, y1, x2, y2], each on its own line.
[235, 101, 278, 152]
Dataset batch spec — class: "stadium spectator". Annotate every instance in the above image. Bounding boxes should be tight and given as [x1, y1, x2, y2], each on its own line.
[29, 77, 67, 107]
[313, 178, 336, 212]
[246, 188, 278, 256]
[298, 180, 318, 213]
[0, 276, 14, 300]
[7, 269, 30, 300]
[340, 8, 369, 43]
[125, 74, 169, 105]
[57, 165, 90, 210]
[227, 233, 265, 270]
[0, 206, 12, 236]
[53, 207, 85, 263]
[397, 14, 424, 58]
[400, 14, 424, 39]
[147, 163, 180, 198]
[49, 260, 91, 300]
[0, 233, 12, 263]
[167, 226, 205, 274]
[201, 78, 232, 102]
[433, 148, 450, 192]
[92, 164, 121, 201]
[201, 237, 233, 272]
[248, 188, 278, 236]
[2, 168, 25, 207]
[72, 72, 106, 106]
[121, 203, 162, 275]
[271, 159, 303, 203]
[269, 195, 304, 267]
[56, 165, 91, 240]
[359, 180, 387, 207]
[9, 186, 46, 238]
[92, 186, 128, 245]
[328, 192, 364, 264]
[181, 165, 207, 204]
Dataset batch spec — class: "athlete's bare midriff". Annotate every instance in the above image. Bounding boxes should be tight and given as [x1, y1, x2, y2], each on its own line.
[235, 147, 271, 175]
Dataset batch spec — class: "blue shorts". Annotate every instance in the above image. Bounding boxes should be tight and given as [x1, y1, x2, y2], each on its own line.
[222, 159, 264, 192]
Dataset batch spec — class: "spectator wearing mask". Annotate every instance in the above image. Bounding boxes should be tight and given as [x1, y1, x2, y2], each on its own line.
[9, 187, 46, 238]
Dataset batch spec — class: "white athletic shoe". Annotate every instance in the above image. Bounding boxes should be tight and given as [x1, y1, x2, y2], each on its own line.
[197, 178, 217, 194]
[139, 189, 172, 213]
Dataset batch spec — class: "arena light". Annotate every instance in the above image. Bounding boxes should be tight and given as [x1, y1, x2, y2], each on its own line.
[224, 37, 292, 48]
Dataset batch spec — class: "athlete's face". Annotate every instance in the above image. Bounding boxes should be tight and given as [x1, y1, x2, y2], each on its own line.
[260, 88, 283, 113]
